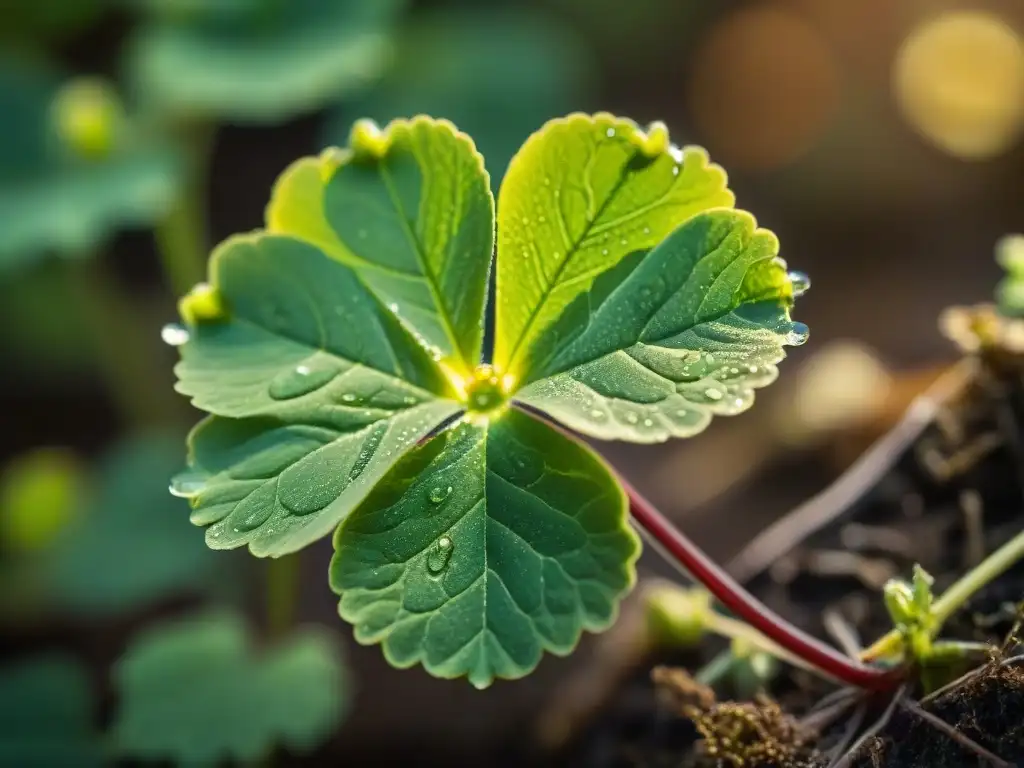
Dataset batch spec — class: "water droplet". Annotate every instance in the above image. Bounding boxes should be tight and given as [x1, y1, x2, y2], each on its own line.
[787, 271, 811, 297]
[428, 486, 452, 504]
[161, 323, 189, 346]
[388, 302, 399, 313]
[786, 322, 810, 346]
[642, 418, 654, 427]
[601, 248, 609, 256]
[169, 471, 205, 498]
[341, 393, 357, 403]
[643, 227, 651, 235]
[625, 413, 639, 424]
[268, 360, 341, 400]
[427, 536, 454, 574]
[606, 127, 616, 138]
[402, 395, 416, 405]
[705, 387, 723, 401]
[672, 164, 681, 176]
[749, 365, 759, 374]
[620, 238, 628, 246]
[589, 409, 605, 420]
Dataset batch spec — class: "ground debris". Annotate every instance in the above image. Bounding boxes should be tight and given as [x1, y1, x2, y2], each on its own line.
[653, 666, 820, 768]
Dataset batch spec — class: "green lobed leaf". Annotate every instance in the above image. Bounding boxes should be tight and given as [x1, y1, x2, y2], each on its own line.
[0, 655, 104, 767]
[516, 210, 806, 443]
[493, 112, 734, 382]
[125, 0, 405, 123]
[330, 409, 639, 688]
[322, 7, 596, 188]
[173, 232, 461, 556]
[48, 433, 223, 614]
[112, 611, 348, 766]
[268, 116, 494, 374]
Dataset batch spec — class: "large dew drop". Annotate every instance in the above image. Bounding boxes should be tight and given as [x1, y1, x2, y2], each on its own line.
[787, 270, 811, 298]
[427, 536, 454, 574]
[428, 486, 452, 505]
[169, 470, 205, 498]
[268, 360, 342, 400]
[161, 323, 190, 347]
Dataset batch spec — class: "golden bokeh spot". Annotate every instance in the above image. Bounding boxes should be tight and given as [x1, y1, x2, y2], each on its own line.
[894, 11, 1024, 160]
[689, 4, 840, 171]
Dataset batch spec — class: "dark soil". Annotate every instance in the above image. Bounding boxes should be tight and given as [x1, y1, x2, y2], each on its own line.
[558, 347, 1024, 767]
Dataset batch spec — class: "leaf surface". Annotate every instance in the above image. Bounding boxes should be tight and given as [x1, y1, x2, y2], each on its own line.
[112, 611, 347, 766]
[516, 210, 806, 442]
[269, 117, 494, 373]
[173, 233, 461, 556]
[494, 112, 734, 380]
[0, 655, 103, 768]
[330, 409, 639, 688]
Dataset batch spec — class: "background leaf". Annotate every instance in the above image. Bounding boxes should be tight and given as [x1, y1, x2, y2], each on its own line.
[517, 210, 807, 443]
[173, 232, 461, 556]
[47, 433, 224, 614]
[494, 112, 735, 382]
[322, 7, 596, 188]
[331, 409, 639, 688]
[125, 0, 405, 123]
[0, 655, 104, 767]
[270, 117, 494, 373]
[112, 610, 348, 766]
[0, 59, 180, 268]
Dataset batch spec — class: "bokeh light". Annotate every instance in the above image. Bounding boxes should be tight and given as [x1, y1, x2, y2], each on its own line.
[689, 4, 840, 170]
[894, 10, 1024, 160]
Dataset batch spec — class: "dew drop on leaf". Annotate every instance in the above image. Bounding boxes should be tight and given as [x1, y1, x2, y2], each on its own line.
[161, 323, 190, 346]
[169, 471, 205, 498]
[787, 271, 811, 297]
[428, 486, 452, 505]
[341, 393, 358, 403]
[625, 413, 639, 424]
[268, 361, 341, 400]
[427, 536, 454, 574]
[705, 387, 723, 401]
[786, 322, 810, 346]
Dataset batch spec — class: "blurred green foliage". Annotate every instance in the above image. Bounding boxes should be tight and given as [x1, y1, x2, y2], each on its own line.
[0, 655, 104, 767]
[0, 447, 83, 553]
[112, 611, 349, 765]
[325, 7, 595, 183]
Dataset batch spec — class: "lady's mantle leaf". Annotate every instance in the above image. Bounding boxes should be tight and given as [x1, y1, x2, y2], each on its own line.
[173, 233, 460, 556]
[268, 116, 494, 374]
[493, 112, 734, 382]
[126, 0, 404, 123]
[516, 210, 806, 443]
[330, 409, 639, 688]
[112, 611, 347, 766]
[0, 655, 103, 767]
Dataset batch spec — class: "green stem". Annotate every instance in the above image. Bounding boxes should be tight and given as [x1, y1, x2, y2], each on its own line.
[266, 554, 300, 638]
[863, 529, 1024, 661]
[67, 254, 176, 428]
[155, 123, 214, 296]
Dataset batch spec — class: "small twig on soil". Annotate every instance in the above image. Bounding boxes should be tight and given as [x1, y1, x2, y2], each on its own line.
[831, 684, 909, 768]
[825, 701, 868, 768]
[823, 608, 863, 658]
[899, 698, 1013, 767]
[727, 362, 973, 583]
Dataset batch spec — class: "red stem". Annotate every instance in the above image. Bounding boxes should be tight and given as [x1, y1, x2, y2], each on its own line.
[619, 475, 906, 692]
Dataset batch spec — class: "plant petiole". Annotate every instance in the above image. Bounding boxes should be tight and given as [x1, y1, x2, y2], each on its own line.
[621, 476, 906, 691]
